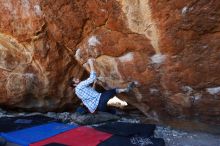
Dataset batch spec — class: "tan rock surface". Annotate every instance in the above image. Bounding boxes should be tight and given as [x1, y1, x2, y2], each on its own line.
[0, 0, 85, 111]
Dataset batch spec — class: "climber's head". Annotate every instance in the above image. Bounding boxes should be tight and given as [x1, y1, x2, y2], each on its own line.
[68, 77, 80, 88]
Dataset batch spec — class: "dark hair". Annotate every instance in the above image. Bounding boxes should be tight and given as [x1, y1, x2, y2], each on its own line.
[68, 77, 75, 88]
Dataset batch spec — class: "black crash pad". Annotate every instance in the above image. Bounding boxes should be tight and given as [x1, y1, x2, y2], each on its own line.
[94, 122, 156, 137]
[0, 115, 57, 132]
[98, 136, 165, 146]
[43, 143, 68, 146]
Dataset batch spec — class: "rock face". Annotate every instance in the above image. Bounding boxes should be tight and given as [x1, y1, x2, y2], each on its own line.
[0, 0, 85, 111]
[0, 0, 220, 125]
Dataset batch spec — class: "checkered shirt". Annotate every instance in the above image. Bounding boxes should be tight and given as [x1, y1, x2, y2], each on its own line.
[75, 71, 101, 113]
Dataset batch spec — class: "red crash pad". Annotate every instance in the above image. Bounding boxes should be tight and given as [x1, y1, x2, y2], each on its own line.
[30, 126, 112, 146]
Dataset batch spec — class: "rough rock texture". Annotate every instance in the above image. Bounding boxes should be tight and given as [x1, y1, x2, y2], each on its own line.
[0, 0, 220, 126]
[0, 0, 85, 111]
[150, 0, 220, 124]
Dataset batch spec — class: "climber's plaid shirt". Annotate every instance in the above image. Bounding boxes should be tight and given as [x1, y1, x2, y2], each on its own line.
[75, 71, 101, 113]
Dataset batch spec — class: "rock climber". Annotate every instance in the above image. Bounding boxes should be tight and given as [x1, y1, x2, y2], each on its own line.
[68, 58, 135, 114]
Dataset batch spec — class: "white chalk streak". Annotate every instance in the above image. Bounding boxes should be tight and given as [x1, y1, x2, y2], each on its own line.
[119, 52, 134, 62]
[206, 87, 220, 95]
[151, 54, 166, 64]
[88, 36, 100, 47]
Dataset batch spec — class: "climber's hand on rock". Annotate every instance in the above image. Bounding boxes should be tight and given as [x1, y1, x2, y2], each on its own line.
[87, 58, 95, 72]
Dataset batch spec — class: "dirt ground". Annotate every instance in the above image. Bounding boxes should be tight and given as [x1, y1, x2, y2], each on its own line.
[155, 126, 220, 146]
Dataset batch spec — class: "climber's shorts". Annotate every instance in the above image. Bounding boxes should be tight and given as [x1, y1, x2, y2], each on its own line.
[97, 89, 117, 112]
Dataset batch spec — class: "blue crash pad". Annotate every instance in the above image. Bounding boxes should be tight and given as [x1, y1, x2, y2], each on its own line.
[1, 122, 77, 146]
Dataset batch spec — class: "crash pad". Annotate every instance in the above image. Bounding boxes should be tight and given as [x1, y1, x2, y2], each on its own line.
[98, 136, 165, 146]
[43, 143, 68, 146]
[1, 122, 77, 146]
[0, 115, 57, 132]
[30, 126, 112, 146]
[94, 122, 156, 137]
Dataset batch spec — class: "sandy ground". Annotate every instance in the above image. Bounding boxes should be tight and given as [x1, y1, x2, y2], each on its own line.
[155, 126, 220, 146]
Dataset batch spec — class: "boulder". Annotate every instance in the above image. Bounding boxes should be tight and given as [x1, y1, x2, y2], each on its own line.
[0, 0, 220, 125]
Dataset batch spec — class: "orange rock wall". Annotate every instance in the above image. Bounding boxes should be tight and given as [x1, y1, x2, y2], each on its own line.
[0, 0, 220, 124]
